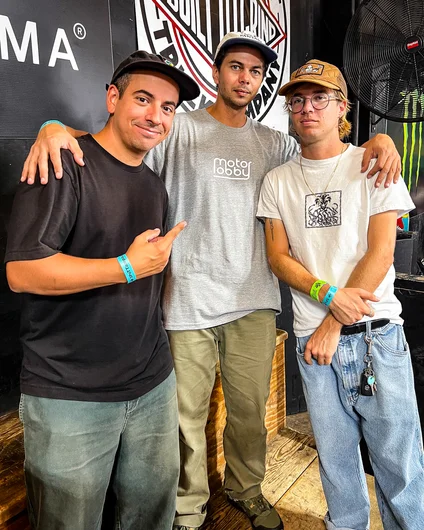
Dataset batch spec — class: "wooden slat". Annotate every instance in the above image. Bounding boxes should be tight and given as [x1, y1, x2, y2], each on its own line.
[0, 413, 21, 443]
[366, 474, 384, 530]
[275, 458, 384, 530]
[262, 429, 317, 505]
[265, 331, 287, 440]
[274, 459, 327, 530]
[0, 437, 24, 477]
[0, 464, 26, 525]
[203, 429, 316, 530]
[0, 412, 25, 526]
[0, 512, 30, 530]
[206, 367, 227, 494]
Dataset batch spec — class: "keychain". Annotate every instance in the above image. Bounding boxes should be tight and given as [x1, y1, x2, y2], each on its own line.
[360, 336, 377, 396]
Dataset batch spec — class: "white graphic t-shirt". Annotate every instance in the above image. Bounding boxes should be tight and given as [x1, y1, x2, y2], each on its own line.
[257, 144, 415, 337]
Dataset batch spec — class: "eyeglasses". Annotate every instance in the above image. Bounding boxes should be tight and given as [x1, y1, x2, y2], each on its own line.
[288, 93, 341, 113]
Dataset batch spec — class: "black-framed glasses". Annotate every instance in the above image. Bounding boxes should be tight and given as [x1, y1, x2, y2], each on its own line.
[288, 93, 341, 113]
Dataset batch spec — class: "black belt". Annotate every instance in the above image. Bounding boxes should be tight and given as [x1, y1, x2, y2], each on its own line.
[340, 318, 390, 336]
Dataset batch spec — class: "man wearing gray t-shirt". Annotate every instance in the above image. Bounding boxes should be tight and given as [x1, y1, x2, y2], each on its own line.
[22, 33, 401, 530]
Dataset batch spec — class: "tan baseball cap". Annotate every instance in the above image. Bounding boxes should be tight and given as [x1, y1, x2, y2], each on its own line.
[278, 59, 348, 98]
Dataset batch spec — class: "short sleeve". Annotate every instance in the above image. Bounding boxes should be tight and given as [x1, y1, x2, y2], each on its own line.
[369, 175, 415, 218]
[5, 166, 79, 263]
[280, 133, 300, 165]
[256, 170, 283, 221]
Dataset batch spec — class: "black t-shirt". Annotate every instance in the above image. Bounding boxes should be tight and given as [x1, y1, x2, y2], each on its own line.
[5, 135, 173, 401]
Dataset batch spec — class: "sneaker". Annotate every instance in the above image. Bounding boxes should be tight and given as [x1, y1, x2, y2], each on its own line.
[226, 493, 284, 530]
[173, 526, 199, 530]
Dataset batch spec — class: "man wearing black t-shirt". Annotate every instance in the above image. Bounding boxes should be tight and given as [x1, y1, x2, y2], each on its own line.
[5, 52, 199, 530]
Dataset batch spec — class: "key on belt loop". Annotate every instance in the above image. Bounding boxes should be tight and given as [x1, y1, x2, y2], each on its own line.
[364, 320, 373, 364]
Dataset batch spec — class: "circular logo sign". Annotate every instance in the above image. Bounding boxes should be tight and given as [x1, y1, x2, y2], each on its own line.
[73, 22, 87, 40]
[136, 0, 288, 122]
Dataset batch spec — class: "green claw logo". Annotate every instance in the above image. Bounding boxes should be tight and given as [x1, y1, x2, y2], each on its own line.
[401, 89, 424, 191]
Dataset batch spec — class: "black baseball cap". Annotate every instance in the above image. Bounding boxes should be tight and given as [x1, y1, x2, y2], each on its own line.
[108, 50, 200, 106]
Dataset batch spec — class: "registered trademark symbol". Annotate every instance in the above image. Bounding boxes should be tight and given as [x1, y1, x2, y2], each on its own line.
[73, 23, 86, 40]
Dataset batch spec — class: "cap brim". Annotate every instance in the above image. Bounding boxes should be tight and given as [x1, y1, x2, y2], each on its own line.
[278, 78, 344, 96]
[111, 61, 200, 105]
[218, 38, 278, 64]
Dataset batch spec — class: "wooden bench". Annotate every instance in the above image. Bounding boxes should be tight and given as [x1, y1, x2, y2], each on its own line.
[0, 329, 287, 527]
[0, 411, 28, 529]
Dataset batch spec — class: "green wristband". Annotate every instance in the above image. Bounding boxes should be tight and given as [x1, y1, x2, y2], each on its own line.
[310, 280, 328, 302]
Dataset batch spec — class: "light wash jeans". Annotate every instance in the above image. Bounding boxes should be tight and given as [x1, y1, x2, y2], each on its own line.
[296, 323, 424, 530]
[19, 371, 179, 530]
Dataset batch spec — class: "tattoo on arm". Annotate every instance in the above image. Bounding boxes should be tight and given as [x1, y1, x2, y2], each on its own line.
[269, 219, 274, 241]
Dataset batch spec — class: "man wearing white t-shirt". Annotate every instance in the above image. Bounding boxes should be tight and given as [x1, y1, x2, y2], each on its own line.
[257, 60, 424, 530]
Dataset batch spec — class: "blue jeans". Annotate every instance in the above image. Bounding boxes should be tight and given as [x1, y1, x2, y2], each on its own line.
[296, 323, 424, 530]
[19, 371, 179, 530]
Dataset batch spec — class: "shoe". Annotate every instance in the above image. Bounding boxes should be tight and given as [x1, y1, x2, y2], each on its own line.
[173, 526, 199, 530]
[226, 492, 284, 530]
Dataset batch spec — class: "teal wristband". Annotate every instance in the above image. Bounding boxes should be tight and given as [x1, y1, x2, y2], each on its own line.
[39, 120, 66, 131]
[117, 254, 136, 283]
[322, 285, 338, 307]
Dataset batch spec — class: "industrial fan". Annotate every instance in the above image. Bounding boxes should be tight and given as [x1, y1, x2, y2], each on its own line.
[343, 0, 424, 123]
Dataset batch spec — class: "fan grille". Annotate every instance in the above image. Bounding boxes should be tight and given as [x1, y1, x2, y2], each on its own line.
[343, 0, 424, 122]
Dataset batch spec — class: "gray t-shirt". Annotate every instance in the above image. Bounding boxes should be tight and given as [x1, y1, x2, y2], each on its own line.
[146, 108, 299, 330]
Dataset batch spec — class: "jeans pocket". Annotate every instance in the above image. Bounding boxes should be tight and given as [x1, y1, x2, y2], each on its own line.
[296, 336, 310, 358]
[374, 323, 409, 357]
[18, 394, 25, 425]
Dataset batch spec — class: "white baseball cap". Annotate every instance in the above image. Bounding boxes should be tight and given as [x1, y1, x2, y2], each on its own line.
[214, 31, 278, 64]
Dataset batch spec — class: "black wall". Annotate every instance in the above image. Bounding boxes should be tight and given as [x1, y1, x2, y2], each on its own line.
[289, 0, 322, 68]
[0, 0, 137, 413]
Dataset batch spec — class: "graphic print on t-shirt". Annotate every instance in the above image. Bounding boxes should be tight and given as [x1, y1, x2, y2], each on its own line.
[305, 190, 341, 228]
[213, 157, 252, 180]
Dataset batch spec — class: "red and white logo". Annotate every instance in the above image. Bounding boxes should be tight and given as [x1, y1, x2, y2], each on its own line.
[406, 39, 419, 50]
[136, 0, 288, 123]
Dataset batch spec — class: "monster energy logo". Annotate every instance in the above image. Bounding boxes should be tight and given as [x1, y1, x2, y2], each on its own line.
[401, 89, 424, 191]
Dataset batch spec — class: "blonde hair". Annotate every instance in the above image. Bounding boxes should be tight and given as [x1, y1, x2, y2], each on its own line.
[284, 87, 352, 140]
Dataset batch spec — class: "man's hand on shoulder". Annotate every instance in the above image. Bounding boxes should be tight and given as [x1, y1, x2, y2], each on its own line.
[21, 123, 85, 185]
[361, 133, 401, 188]
[303, 314, 342, 366]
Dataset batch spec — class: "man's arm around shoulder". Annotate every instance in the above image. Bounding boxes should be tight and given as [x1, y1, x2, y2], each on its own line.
[22, 122, 87, 184]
